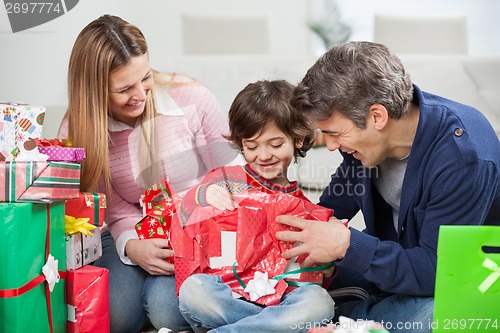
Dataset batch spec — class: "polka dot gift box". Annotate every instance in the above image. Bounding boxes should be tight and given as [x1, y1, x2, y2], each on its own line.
[37, 138, 86, 162]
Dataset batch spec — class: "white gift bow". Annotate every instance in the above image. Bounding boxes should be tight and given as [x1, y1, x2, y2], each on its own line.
[41, 254, 60, 292]
[244, 271, 279, 301]
[478, 258, 500, 294]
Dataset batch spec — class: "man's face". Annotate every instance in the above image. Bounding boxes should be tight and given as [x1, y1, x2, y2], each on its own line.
[315, 111, 386, 168]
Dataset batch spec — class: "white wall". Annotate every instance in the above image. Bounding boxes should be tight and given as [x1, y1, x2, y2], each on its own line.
[333, 0, 500, 56]
[0, 0, 310, 137]
[1, 0, 498, 138]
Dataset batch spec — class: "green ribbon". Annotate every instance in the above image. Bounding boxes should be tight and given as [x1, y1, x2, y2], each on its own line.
[93, 193, 100, 227]
[232, 262, 334, 289]
[478, 258, 500, 294]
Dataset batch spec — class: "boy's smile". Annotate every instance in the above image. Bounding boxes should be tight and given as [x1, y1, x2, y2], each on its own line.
[242, 122, 297, 187]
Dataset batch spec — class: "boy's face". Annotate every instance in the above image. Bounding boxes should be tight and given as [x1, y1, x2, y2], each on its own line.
[242, 122, 298, 187]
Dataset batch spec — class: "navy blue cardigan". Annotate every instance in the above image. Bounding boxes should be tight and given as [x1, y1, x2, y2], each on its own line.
[319, 85, 500, 296]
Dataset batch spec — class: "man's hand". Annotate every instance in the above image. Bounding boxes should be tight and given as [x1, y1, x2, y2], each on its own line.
[206, 184, 238, 211]
[276, 215, 351, 267]
[125, 238, 174, 275]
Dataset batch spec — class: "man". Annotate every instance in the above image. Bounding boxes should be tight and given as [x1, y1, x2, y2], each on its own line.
[276, 41, 500, 333]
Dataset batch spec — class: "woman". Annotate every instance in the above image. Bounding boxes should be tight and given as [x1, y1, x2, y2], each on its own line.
[59, 15, 242, 333]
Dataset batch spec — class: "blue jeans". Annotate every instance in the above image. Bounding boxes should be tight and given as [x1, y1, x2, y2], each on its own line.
[330, 267, 434, 333]
[178, 274, 335, 333]
[93, 230, 192, 333]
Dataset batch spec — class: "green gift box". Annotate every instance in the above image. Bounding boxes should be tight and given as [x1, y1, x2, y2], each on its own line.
[433, 225, 500, 333]
[0, 202, 67, 332]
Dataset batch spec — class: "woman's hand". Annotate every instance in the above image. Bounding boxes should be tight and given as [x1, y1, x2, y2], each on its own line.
[206, 184, 238, 211]
[125, 238, 174, 275]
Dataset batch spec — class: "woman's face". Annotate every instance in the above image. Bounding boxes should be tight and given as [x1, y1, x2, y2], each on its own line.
[108, 54, 153, 126]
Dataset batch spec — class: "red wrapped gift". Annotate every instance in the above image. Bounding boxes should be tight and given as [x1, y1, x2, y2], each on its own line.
[135, 179, 178, 263]
[65, 192, 107, 227]
[171, 190, 334, 306]
[66, 265, 109, 333]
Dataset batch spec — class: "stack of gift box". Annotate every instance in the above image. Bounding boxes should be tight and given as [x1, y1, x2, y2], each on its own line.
[65, 191, 109, 333]
[0, 102, 109, 332]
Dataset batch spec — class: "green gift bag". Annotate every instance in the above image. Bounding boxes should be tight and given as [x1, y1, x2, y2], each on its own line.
[0, 202, 67, 333]
[433, 226, 500, 333]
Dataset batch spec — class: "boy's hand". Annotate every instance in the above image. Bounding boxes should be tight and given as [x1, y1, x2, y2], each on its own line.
[206, 184, 239, 211]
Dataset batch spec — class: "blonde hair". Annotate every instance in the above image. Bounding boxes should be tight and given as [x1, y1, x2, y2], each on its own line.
[67, 15, 188, 192]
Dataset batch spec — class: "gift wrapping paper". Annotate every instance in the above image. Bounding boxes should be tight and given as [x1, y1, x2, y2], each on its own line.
[0, 202, 67, 333]
[136, 178, 177, 263]
[172, 190, 334, 306]
[65, 228, 103, 270]
[66, 265, 110, 333]
[0, 103, 46, 161]
[65, 192, 107, 227]
[0, 161, 81, 202]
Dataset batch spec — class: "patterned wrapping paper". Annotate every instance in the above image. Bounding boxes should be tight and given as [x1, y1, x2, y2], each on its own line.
[65, 228, 103, 270]
[135, 179, 177, 263]
[0, 202, 67, 333]
[66, 265, 110, 333]
[38, 146, 86, 162]
[0, 161, 81, 202]
[0, 103, 46, 161]
[65, 192, 107, 227]
[171, 190, 334, 306]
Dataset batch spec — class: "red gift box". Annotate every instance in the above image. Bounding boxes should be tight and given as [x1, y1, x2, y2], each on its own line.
[171, 190, 334, 306]
[135, 179, 178, 263]
[66, 265, 109, 333]
[65, 192, 106, 227]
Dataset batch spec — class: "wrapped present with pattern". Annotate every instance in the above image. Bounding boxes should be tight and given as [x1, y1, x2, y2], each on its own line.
[135, 179, 178, 263]
[0, 102, 46, 161]
[65, 192, 106, 227]
[65, 221, 102, 270]
[66, 265, 110, 333]
[37, 138, 86, 162]
[171, 190, 334, 306]
[0, 202, 67, 332]
[0, 160, 81, 202]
